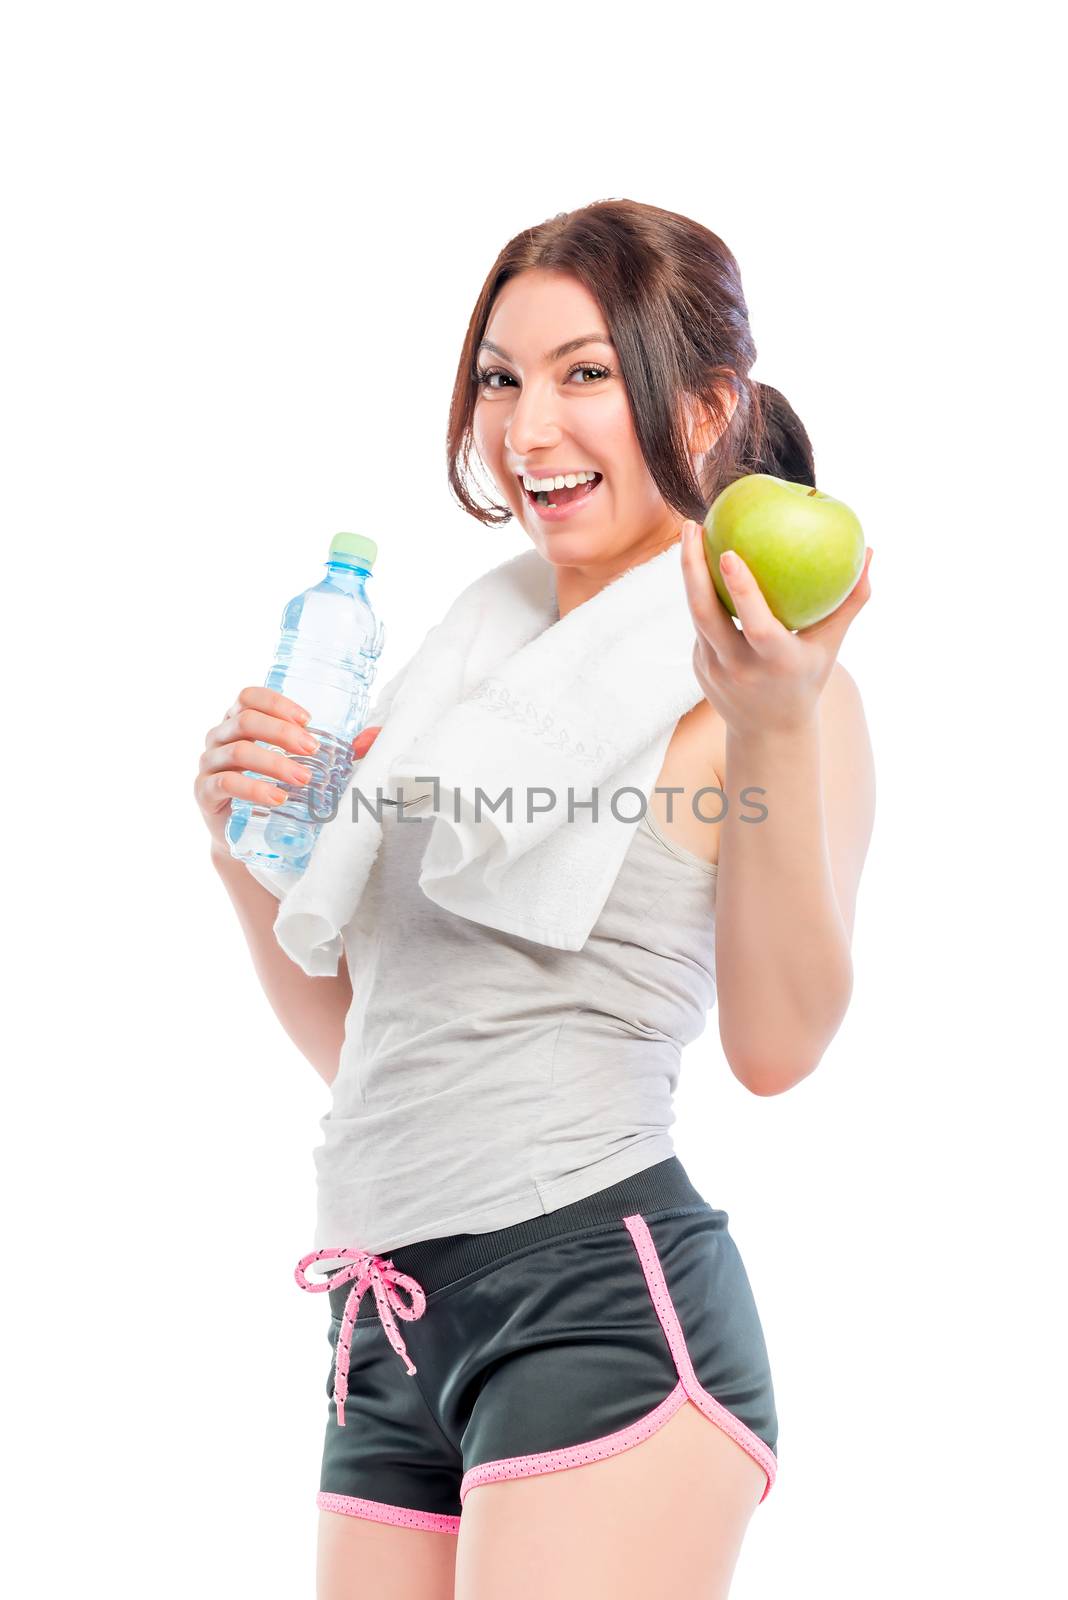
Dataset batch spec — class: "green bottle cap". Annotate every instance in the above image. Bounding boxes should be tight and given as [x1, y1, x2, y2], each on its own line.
[328, 532, 378, 569]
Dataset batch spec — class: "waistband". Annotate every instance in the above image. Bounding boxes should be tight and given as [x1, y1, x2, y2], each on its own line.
[318, 1156, 710, 1322]
[294, 1156, 714, 1429]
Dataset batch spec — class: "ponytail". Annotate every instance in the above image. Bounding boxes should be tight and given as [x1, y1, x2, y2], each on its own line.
[747, 382, 817, 487]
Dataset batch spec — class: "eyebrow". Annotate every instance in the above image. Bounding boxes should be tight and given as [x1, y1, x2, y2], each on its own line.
[477, 332, 614, 365]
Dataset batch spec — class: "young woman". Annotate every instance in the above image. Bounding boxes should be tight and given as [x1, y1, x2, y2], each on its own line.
[197, 198, 875, 1600]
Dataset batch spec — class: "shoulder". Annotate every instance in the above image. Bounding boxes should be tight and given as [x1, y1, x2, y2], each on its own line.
[668, 663, 870, 794]
[821, 659, 864, 711]
[815, 661, 876, 938]
[668, 697, 726, 792]
[817, 661, 874, 760]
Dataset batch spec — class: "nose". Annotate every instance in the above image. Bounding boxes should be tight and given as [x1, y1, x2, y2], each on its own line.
[504, 376, 564, 460]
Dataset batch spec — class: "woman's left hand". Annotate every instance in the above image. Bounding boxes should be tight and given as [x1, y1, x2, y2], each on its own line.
[679, 520, 873, 736]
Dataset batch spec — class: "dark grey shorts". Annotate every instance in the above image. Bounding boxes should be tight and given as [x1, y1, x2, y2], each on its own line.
[296, 1156, 778, 1534]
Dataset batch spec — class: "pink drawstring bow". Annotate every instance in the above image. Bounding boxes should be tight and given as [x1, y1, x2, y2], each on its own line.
[294, 1248, 427, 1426]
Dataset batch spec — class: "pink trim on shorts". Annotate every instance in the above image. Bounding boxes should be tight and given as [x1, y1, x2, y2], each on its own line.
[317, 1490, 461, 1535]
[459, 1211, 777, 1507]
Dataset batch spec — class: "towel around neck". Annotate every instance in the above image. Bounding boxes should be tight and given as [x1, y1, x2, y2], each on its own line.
[253, 542, 705, 975]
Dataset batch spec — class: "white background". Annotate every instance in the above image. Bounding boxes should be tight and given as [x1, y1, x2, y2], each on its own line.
[3, 2, 1064, 1594]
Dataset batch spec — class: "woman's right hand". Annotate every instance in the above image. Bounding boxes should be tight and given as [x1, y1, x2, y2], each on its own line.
[352, 725, 382, 759]
[195, 687, 322, 854]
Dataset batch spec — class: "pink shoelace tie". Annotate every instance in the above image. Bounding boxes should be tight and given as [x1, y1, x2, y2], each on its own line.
[294, 1247, 428, 1426]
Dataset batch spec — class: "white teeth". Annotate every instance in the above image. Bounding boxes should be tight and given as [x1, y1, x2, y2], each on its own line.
[522, 470, 599, 493]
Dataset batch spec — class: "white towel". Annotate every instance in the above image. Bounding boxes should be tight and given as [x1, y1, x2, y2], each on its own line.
[247, 541, 705, 975]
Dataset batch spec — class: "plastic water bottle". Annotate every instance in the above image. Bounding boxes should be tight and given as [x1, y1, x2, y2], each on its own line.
[226, 532, 385, 876]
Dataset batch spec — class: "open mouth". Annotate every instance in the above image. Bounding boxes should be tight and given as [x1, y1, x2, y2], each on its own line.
[523, 472, 603, 511]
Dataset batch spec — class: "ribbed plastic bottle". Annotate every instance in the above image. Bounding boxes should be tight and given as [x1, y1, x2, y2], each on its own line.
[225, 532, 385, 876]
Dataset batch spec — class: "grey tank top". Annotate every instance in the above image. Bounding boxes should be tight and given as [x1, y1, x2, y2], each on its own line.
[310, 795, 718, 1259]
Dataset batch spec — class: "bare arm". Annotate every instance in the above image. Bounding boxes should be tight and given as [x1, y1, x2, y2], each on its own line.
[677, 522, 875, 1098]
[209, 840, 352, 1087]
[195, 686, 377, 1089]
[716, 662, 875, 1095]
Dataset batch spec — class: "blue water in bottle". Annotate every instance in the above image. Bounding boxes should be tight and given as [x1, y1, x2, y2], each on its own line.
[226, 532, 385, 875]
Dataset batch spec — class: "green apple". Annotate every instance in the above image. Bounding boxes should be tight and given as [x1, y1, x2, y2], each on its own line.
[702, 474, 865, 631]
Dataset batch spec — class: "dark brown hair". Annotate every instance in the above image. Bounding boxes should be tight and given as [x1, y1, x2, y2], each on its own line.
[446, 198, 816, 528]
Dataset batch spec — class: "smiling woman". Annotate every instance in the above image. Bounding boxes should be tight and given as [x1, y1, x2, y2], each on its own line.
[287, 199, 875, 1600]
[446, 197, 815, 552]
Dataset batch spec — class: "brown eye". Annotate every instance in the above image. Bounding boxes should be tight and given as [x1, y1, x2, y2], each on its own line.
[476, 364, 610, 391]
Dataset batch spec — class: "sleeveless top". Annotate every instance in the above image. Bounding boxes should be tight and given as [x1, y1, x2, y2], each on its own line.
[311, 794, 718, 1258]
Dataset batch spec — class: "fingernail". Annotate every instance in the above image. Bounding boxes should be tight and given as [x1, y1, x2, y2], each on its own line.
[720, 550, 736, 574]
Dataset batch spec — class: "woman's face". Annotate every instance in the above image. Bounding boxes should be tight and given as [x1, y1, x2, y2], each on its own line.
[472, 269, 703, 589]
